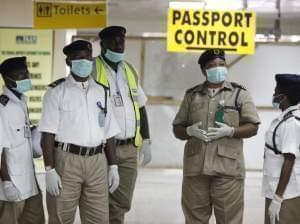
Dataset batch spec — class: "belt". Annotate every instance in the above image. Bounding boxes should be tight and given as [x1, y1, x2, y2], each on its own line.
[116, 138, 134, 146]
[55, 141, 104, 156]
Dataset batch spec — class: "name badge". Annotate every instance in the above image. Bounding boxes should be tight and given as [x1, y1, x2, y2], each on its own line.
[113, 93, 123, 107]
[24, 125, 31, 138]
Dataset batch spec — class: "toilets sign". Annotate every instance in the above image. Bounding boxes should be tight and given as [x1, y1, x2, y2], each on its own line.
[167, 9, 256, 54]
[33, 0, 106, 29]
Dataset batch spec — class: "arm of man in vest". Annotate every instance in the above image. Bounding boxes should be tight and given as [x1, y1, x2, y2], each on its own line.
[140, 106, 152, 166]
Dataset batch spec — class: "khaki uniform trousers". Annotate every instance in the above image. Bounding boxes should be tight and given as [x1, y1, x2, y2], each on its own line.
[264, 197, 300, 224]
[0, 191, 44, 224]
[182, 175, 244, 224]
[109, 144, 138, 224]
[47, 147, 109, 224]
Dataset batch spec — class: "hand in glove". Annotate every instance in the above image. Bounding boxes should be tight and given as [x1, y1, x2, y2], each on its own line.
[186, 122, 211, 142]
[46, 168, 62, 196]
[140, 139, 152, 167]
[207, 122, 234, 140]
[269, 194, 283, 224]
[108, 165, 120, 193]
[3, 181, 19, 201]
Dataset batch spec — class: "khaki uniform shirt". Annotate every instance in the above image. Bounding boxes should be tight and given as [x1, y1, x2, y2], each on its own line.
[173, 81, 260, 179]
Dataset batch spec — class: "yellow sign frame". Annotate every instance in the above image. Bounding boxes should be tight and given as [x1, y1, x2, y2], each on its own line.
[167, 9, 256, 54]
[33, 0, 107, 29]
[0, 28, 53, 124]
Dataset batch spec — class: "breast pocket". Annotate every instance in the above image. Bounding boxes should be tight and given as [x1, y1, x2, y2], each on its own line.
[224, 108, 240, 127]
[189, 102, 206, 125]
[10, 123, 26, 148]
[60, 103, 81, 125]
[6, 124, 31, 175]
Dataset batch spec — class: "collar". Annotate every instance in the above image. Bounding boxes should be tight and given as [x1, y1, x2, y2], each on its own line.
[66, 74, 98, 89]
[191, 81, 233, 95]
[278, 105, 299, 120]
[3, 86, 26, 103]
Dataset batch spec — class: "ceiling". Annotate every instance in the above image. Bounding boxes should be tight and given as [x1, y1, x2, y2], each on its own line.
[102, 0, 300, 35]
[107, 0, 300, 19]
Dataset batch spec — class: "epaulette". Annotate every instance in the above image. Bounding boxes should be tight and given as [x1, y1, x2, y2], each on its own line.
[231, 82, 246, 91]
[0, 94, 9, 106]
[186, 84, 202, 94]
[48, 78, 66, 88]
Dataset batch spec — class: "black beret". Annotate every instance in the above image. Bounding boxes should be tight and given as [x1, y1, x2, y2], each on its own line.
[63, 40, 92, 55]
[0, 56, 27, 75]
[198, 49, 225, 68]
[98, 26, 126, 40]
[275, 74, 300, 102]
[275, 74, 300, 87]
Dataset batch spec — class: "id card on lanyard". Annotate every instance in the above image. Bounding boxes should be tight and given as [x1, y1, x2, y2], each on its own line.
[113, 92, 123, 107]
[113, 77, 124, 107]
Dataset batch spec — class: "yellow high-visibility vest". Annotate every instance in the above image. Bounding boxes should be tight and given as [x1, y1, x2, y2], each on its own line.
[95, 57, 143, 148]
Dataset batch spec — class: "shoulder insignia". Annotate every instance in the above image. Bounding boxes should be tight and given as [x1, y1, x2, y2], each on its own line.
[231, 82, 246, 91]
[295, 116, 300, 121]
[0, 94, 9, 106]
[48, 78, 66, 88]
[186, 84, 202, 94]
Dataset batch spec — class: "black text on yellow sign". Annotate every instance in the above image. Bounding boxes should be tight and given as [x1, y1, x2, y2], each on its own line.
[33, 1, 106, 29]
[167, 9, 256, 54]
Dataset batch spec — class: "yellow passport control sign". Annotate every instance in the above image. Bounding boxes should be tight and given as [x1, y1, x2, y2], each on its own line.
[33, 1, 106, 29]
[167, 9, 256, 54]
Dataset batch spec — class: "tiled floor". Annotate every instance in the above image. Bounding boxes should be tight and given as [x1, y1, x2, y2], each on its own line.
[37, 169, 265, 224]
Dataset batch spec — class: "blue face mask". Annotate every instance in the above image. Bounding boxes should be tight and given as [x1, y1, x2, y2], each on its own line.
[104, 49, 124, 63]
[8, 77, 32, 93]
[71, 59, 93, 78]
[206, 66, 228, 84]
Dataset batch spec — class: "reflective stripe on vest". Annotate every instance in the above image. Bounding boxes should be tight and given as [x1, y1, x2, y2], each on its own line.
[95, 57, 142, 147]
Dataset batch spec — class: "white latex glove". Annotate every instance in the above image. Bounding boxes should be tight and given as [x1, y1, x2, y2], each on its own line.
[46, 169, 62, 196]
[268, 194, 283, 224]
[186, 121, 211, 142]
[31, 126, 43, 158]
[207, 121, 234, 140]
[108, 165, 120, 193]
[140, 139, 152, 167]
[3, 181, 19, 201]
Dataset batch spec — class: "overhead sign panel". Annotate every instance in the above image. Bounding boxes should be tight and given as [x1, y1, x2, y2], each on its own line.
[0, 29, 53, 124]
[33, 1, 106, 29]
[167, 8, 256, 54]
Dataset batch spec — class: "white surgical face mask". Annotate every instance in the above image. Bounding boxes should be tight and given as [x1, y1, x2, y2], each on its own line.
[206, 66, 228, 84]
[71, 59, 93, 78]
[104, 49, 124, 63]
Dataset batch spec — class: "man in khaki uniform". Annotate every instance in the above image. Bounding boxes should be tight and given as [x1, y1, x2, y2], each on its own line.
[39, 40, 120, 224]
[173, 49, 260, 224]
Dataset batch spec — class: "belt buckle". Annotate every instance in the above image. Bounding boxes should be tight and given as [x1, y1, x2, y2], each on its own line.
[85, 148, 90, 156]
